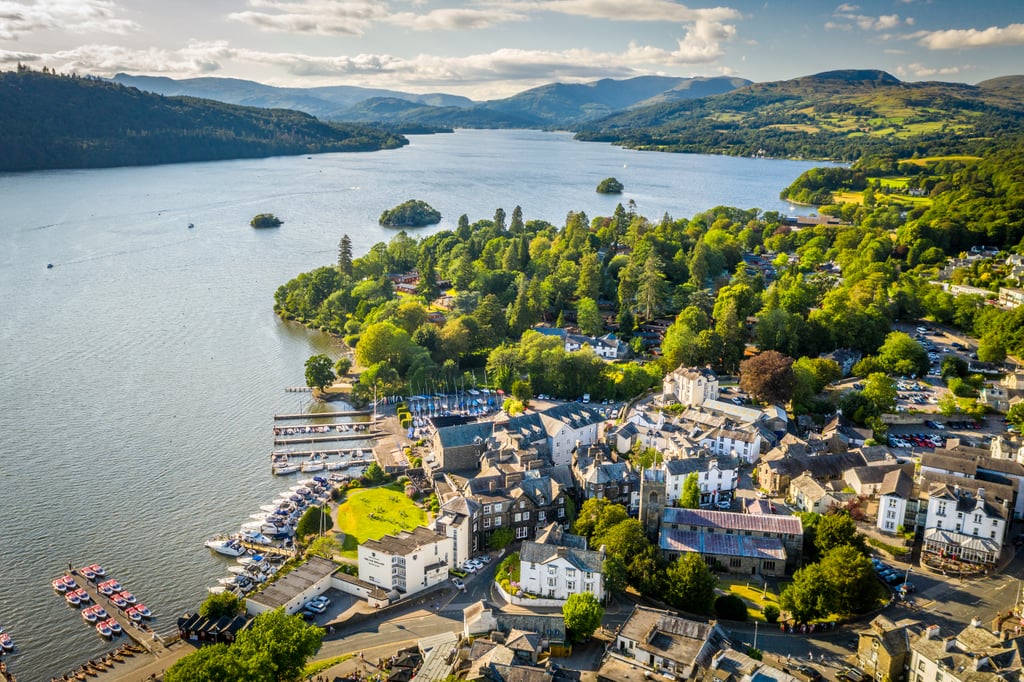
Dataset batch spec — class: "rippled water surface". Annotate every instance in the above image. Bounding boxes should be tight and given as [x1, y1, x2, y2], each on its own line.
[0, 129, 827, 679]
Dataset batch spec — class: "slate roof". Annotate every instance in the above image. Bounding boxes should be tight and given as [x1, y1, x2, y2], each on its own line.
[617, 606, 727, 675]
[662, 507, 803, 535]
[921, 451, 978, 476]
[539, 402, 604, 433]
[790, 473, 830, 502]
[362, 526, 449, 556]
[436, 421, 495, 449]
[664, 456, 741, 477]
[520, 524, 604, 572]
[879, 469, 913, 498]
[513, 476, 562, 507]
[763, 451, 867, 479]
[659, 528, 787, 561]
[701, 399, 764, 424]
[246, 555, 337, 610]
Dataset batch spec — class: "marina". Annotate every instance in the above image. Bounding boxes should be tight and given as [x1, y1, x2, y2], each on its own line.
[273, 431, 381, 445]
[273, 409, 371, 420]
[52, 567, 160, 655]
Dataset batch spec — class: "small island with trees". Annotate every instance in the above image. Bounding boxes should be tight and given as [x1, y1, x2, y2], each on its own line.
[378, 199, 441, 227]
[251, 213, 283, 228]
[596, 177, 624, 194]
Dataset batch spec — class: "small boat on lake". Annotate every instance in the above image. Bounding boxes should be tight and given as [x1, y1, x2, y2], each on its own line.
[96, 620, 112, 638]
[133, 604, 152, 618]
[66, 590, 82, 606]
[207, 585, 227, 595]
[125, 607, 143, 622]
[0, 632, 14, 651]
[110, 593, 127, 608]
[205, 537, 247, 557]
[53, 577, 69, 592]
[81, 605, 100, 622]
[107, 618, 122, 635]
[117, 591, 136, 605]
[79, 565, 96, 580]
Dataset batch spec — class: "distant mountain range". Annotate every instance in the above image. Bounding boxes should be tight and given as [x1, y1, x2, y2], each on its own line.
[575, 69, 1024, 161]
[112, 73, 752, 128]
[1, 70, 406, 172]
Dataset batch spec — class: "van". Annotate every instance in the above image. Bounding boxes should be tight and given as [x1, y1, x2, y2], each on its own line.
[582, 393, 590, 404]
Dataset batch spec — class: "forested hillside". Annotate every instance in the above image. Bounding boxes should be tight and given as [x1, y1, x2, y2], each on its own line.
[0, 68, 407, 171]
[577, 70, 1024, 161]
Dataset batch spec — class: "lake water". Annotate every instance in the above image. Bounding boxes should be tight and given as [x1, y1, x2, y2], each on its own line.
[0, 129, 828, 679]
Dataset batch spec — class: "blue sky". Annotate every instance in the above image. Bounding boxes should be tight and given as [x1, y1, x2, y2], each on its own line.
[1, 0, 1021, 98]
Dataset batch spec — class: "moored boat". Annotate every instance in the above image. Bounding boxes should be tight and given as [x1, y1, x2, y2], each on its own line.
[273, 461, 301, 475]
[0, 632, 14, 651]
[81, 605, 100, 622]
[118, 591, 136, 605]
[107, 618, 122, 635]
[204, 537, 247, 557]
[207, 585, 227, 594]
[125, 606, 142, 622]
[53, 577, 69, 592]
[66, 590, 82, 606]
[110, 593, 127, 608]
[79, 565, 96, 580]
[95, 620, 112, 638]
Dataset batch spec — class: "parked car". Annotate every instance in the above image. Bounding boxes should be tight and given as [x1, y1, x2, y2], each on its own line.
[715, 500, 731, 510]
[304, 600, 326, 614]
[461, 562, 479, 574]
[841, 668, 867, 682]
[452, 577, 466, 590]
[309, 595, 331, 608]
[477, 554, 492, 564]
[797, 666, 822, 682]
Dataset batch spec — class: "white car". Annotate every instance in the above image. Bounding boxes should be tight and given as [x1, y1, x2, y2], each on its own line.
[309, 595, 330, 608]
[461, 562, 479, 574]
[452, 577, 466, 590]
[715, 500, 731, 510]
[304, 600, 326, 614]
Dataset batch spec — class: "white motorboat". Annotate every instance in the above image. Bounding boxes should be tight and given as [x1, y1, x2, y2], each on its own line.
[326, 459, 345, 471]
[207, 585, 227, 594]
[227, 565, 248, 575]
[300, 454, 326, 472]
[218, 576, 242, 586]
[204, 537, 247, 557]
[240, 530, 273, 545]
[274, 462, 300, 475]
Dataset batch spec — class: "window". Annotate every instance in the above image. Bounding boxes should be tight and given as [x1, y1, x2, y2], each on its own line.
[888, 498, 897, 508]
[520, 501, 526, 508]
[763, 560, 776, 571]
[730, 558, 742, 568]
[973, 514, 982, 524]
[495, 517, 502, 526]
[483, 518, 491, 529]
[558, 506, 565, 518]
[567, 581, 576, 591]
[548, 578, 556, 587]
[516, 526, 528, 539]
[538, 511, 546, 522]
[991, 530, 997, 538]
[522, 511, 530, 520]
[566, 568, 576, 577]
[937, 502, 947, 516]
[483, 504, 492, 514]
[514, 512, 522, 522]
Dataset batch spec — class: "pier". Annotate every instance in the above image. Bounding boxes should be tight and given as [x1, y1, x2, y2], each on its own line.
[238, 541, 298, 558]
[273, 409, 371, 420]
[66, 572, 161, 655]
[274, 431, 382, 446]
[271, 447, 372, 458]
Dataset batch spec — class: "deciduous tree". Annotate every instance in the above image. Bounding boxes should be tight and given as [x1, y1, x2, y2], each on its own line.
[680, 472, 701, 509]
[563, 592, 605, 642]
[665, 553, 717, 615]
[304, 354, 335, 391]
[739, 351, 796, 404]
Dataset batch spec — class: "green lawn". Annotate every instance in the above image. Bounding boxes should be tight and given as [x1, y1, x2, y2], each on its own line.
[717, 576, 789, 622]
[336, 485, 427, 557]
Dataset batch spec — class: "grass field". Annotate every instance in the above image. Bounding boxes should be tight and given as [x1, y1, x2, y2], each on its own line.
[336, 485, 427, 556]
[717, 576, 789, 622]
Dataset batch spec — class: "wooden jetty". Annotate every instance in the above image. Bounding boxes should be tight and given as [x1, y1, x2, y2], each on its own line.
[274, 431, 382, 446]
[274, 409, 371, 420]
[238, 541, 297, 558]
[271, 447, 372, 458]
[64, 572, 159, 655]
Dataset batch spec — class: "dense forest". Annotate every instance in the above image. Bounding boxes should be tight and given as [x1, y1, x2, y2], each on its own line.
[275, 125, 1024, 428]
[0, 68, 408, 171]
[576, 70, 1024, 161]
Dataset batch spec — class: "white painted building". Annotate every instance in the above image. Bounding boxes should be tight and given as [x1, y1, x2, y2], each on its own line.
[876, 470, 912, 535]
[695, 427, 762, 464]
[908, 624, 1024, 682]
[662, 456, 740, 506]
[434, 496, 480, 566]
[921, 484, 1008, 565]
[539, 403, 604, 467]
[663, 366, 719, 406]
[358, 526, 453, 598]
[518, 524, 605, 602]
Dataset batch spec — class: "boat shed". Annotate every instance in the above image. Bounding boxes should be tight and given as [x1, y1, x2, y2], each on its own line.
[245, 555, 337, 616]
[176, 612, 249, 643]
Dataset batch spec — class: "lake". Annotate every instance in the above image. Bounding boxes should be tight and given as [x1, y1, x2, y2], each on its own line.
[0, 129, 829, 679]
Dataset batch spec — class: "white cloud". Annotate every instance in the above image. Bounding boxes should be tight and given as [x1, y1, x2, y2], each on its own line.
[0, 37, 737, 97]
[894, 62, 964, 79]
[388, 7, 527, 31]
[227, 0, 390, 36]
[826, 6, 911, 33]
[917, 23, 1024, 50]
[0, 0, 138, 40]
[15, 41, 235, 74]
[492, 0, 741, 22]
